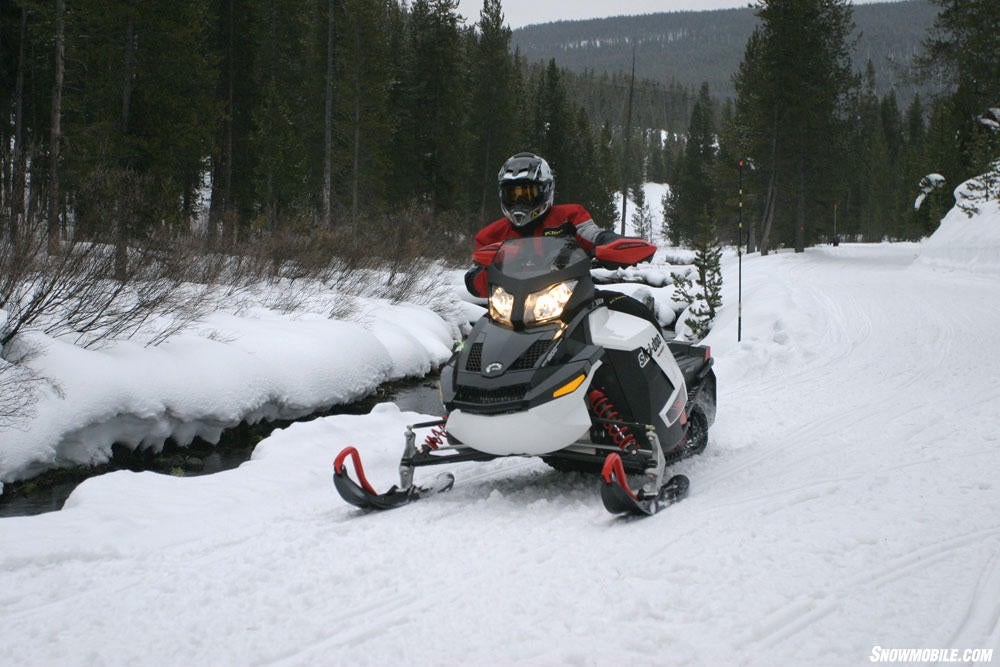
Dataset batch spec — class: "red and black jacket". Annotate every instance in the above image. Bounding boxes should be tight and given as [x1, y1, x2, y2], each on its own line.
[464, 204, 656, 297]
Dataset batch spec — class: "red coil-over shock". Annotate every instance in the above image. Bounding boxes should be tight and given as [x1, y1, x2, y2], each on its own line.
[587, 389, 638, 454]
[421, 420, 448, 452]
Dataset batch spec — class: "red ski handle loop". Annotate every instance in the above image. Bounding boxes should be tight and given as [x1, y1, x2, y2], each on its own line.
[333, 447, 378, 496]
[601, 452, 637, 500]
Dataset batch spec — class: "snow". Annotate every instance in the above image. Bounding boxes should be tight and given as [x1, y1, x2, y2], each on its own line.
[918, 178, 1000, 276]
[615, 181, 672, 241]
[2, 176, 1000, 663]
[0, 279, 466, 488]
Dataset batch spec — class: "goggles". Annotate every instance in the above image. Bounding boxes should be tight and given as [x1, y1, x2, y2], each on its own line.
[503, 182, 540, 204]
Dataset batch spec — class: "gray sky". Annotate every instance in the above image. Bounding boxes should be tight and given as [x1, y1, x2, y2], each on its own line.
[455, 0, 909, 30]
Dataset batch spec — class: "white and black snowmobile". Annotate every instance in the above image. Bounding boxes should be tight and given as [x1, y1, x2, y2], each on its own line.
[333, 236, 716, 516]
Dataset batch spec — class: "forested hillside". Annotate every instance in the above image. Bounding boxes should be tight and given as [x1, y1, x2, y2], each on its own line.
[513, 1, 938, 100]
[0, 0, 995, 291]
[0, 0, 627, 262]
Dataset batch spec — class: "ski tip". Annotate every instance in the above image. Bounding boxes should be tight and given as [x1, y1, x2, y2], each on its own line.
[600, 472, 690, 517]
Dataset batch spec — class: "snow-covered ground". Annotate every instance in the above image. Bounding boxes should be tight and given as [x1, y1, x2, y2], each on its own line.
[0, 272, 479, 489]
[2, 184, 1000, 664]
[0, 182, 682, 490]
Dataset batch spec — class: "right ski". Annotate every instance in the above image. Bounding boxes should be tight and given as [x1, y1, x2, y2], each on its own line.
[600, 452, 689, 516]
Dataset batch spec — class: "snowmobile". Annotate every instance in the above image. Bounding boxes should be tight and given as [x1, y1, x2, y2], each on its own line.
[333, 235, 716, 516]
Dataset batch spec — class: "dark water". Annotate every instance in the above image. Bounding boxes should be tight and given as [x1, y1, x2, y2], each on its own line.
[0, 381, 444, 518]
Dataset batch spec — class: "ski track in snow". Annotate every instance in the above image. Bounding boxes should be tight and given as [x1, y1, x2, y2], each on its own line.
[3, 243, 1000, 665]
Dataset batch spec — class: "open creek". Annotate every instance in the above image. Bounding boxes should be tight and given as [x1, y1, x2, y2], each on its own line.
[0, 379, 444, 518]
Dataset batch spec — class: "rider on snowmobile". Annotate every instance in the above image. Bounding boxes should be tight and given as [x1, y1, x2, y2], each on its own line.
[464, 152, 656, 298]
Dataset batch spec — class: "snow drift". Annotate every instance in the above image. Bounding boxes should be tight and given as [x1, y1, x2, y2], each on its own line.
[0, 183, 999, 664]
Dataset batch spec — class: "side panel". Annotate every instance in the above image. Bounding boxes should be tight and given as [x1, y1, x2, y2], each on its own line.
[588, 309, 685, 405]
[588, 309, 688, 452]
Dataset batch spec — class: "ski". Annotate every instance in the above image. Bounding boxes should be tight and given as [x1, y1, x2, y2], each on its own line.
[600, 452, 689, 516]
[333, 446, 454, 511]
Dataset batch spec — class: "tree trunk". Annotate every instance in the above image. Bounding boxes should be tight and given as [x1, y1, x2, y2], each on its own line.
[620, 47, 636, 235]
[48, 0, 66, 253]
[116, 12, 137, 281]
[759, 169, 776, 256]
[223, 0, 235, 243]
[10, 5, 28, 251]
[795, 153, 805, 252]
[323, 0, 335, 228]
[758, 111, 780, 256]
[265, 4, 277, 232]
[479, 134, 492, 222]
[351, 13, 361, 234]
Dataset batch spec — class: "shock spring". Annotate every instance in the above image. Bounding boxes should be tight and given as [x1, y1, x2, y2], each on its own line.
[587, 389, 638, 454]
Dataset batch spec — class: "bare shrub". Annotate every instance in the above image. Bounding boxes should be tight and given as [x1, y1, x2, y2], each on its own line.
[0, 227, 215, 350]
[0, 342, 50, 429]
[0, 198, 475, 427]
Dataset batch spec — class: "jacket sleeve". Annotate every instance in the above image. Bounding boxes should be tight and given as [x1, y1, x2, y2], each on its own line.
[466, 218, 510, 297]
[474, 218, 511, 249]
[565, 204, 656, 267]
[562, 204, 623, 251]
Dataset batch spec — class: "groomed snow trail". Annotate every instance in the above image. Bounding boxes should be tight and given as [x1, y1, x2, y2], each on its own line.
[2, 244, 999, 666]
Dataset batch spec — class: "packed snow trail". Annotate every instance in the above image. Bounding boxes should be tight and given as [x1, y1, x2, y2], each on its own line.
[2, 242, 1000, 665]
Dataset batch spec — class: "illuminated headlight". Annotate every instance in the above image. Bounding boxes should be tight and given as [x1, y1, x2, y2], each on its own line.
[525, 280, 577, 325]
[489, 285, 514, 324]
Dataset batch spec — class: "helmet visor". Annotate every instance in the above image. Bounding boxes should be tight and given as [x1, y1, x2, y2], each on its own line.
[501, 181, 542, 207]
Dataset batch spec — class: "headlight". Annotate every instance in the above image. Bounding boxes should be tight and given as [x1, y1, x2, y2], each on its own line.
[489, 285, 514, 324]
[525, 280, 577, 325]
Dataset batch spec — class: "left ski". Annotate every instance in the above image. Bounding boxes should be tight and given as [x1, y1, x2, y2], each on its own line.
[333, 446, 454, 511]
[600, 452, 689, 516]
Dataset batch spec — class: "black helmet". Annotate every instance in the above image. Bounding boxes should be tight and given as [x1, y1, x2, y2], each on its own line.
[498, 152, 555, 228]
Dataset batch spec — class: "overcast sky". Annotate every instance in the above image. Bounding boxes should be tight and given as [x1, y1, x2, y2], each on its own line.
[454, 0, 909, 30]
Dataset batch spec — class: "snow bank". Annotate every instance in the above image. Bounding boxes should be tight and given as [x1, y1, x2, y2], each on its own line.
[0, 183, 704, 491]
[917, 172, 1000, 276]
[5, 173, 1000, 663]
[0, 295, 462, 490]
[4, 224, 1000, 664]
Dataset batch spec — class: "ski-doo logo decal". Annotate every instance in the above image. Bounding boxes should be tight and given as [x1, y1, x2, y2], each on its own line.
[636, 334, 664, 368]
[484, 362, 504, 376]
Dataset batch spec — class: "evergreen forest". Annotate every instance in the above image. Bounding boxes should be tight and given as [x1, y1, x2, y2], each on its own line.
[1, 0, 999, 273]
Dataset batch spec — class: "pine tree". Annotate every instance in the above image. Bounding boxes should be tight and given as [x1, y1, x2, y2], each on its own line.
[334, 0, 396, 229]
[590, 120, 621, 230]
[671, 82, 717, 247]
[531, 60, 574, 196]
[671, 210, 723, 341]
[850, 60, 892, 242]
[467, 0, 519, 222]
[573, 108, 617, 228]
[209, 0, 256, 239]
[733, 0, 856, 253]
[919, 0, 1000, 185]
[58, 0, 217, 243]
[630, 183, 652, 240]
[660, 190, 675, 241]
[390, 0, 466, 214]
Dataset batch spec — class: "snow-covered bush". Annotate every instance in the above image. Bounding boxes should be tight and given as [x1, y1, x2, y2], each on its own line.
[955, 159, 1000, 217]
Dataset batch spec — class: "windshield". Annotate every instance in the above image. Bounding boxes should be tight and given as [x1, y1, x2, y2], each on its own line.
[491, 236, 590, 281]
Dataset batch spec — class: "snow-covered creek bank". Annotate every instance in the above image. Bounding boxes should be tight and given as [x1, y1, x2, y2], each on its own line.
[0, 378, 444, 518]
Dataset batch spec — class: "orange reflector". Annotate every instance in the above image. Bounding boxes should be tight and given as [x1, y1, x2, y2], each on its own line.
[553, 373, 586, 398]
